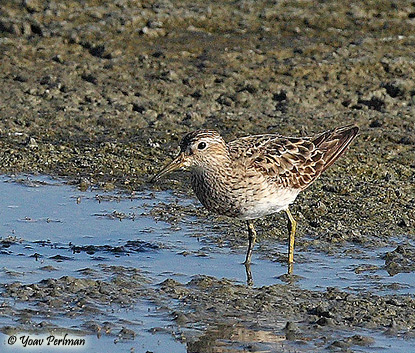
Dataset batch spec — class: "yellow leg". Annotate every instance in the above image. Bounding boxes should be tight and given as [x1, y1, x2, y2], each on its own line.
[244, 221, 257, 265]
[285, 208, 297, 274]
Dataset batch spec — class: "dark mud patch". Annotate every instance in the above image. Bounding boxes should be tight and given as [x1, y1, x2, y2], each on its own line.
[71, 240, 160, 256]
[3, 266, 150, 311]
[384, 243, 415, 276]
[159, 276, 415, 351]
[0, 266, 183, 351]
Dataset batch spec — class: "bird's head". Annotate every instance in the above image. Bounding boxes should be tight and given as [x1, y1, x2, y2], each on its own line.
[151, 130, 228, 182]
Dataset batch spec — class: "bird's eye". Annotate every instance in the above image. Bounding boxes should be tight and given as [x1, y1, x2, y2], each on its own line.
[197, 142, 207, 150]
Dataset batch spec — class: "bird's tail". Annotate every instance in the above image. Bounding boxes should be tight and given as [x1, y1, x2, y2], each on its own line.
[311, 125, 359, 172]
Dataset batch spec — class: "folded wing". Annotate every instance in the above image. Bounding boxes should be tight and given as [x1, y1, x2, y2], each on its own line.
[229, 125, 359, 190]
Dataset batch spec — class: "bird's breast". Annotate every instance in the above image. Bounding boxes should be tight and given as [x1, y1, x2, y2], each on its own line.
[190, 170, 243, 217]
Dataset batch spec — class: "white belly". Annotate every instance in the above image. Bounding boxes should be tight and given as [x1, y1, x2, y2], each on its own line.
[238, 188, 300, 220]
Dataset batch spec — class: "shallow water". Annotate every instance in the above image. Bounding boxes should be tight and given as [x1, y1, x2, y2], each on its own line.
[0, 175, 414, 352]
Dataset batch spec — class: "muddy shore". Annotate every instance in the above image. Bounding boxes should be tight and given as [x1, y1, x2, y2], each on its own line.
[1, 0, 415, 351]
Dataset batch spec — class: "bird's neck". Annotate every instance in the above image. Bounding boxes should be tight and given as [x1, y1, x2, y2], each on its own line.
[194, 152, 232, 177]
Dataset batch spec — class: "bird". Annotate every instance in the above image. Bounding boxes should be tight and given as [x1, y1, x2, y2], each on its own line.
[151, 125, 359, 283]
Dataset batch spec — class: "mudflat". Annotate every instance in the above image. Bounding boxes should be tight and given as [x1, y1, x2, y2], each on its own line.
[0, 1, 414, 351]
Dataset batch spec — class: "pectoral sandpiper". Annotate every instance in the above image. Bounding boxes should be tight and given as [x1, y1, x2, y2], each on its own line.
[152, 125, 358, 283]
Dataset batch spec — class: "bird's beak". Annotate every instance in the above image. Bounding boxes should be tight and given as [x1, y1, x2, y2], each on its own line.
[150, 153, 187, 183]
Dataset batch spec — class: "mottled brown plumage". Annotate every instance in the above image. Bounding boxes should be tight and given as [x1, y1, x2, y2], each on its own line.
[228, 125, 358, 191]
[152, 125, 359, 282]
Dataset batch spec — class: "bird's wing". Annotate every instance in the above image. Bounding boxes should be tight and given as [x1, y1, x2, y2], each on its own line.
[228, 125, 358, 190]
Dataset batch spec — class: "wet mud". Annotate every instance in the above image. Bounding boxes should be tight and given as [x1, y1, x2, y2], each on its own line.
[0, 176, 414, 351]
[159, 276, 415, 351]
[1, 0, 415, 351]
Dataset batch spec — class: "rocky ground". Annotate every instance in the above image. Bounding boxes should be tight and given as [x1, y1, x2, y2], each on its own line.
[1, 0, 415, 351]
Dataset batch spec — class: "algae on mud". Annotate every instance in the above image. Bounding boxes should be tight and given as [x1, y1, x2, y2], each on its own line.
[0, 0, 415, 351]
